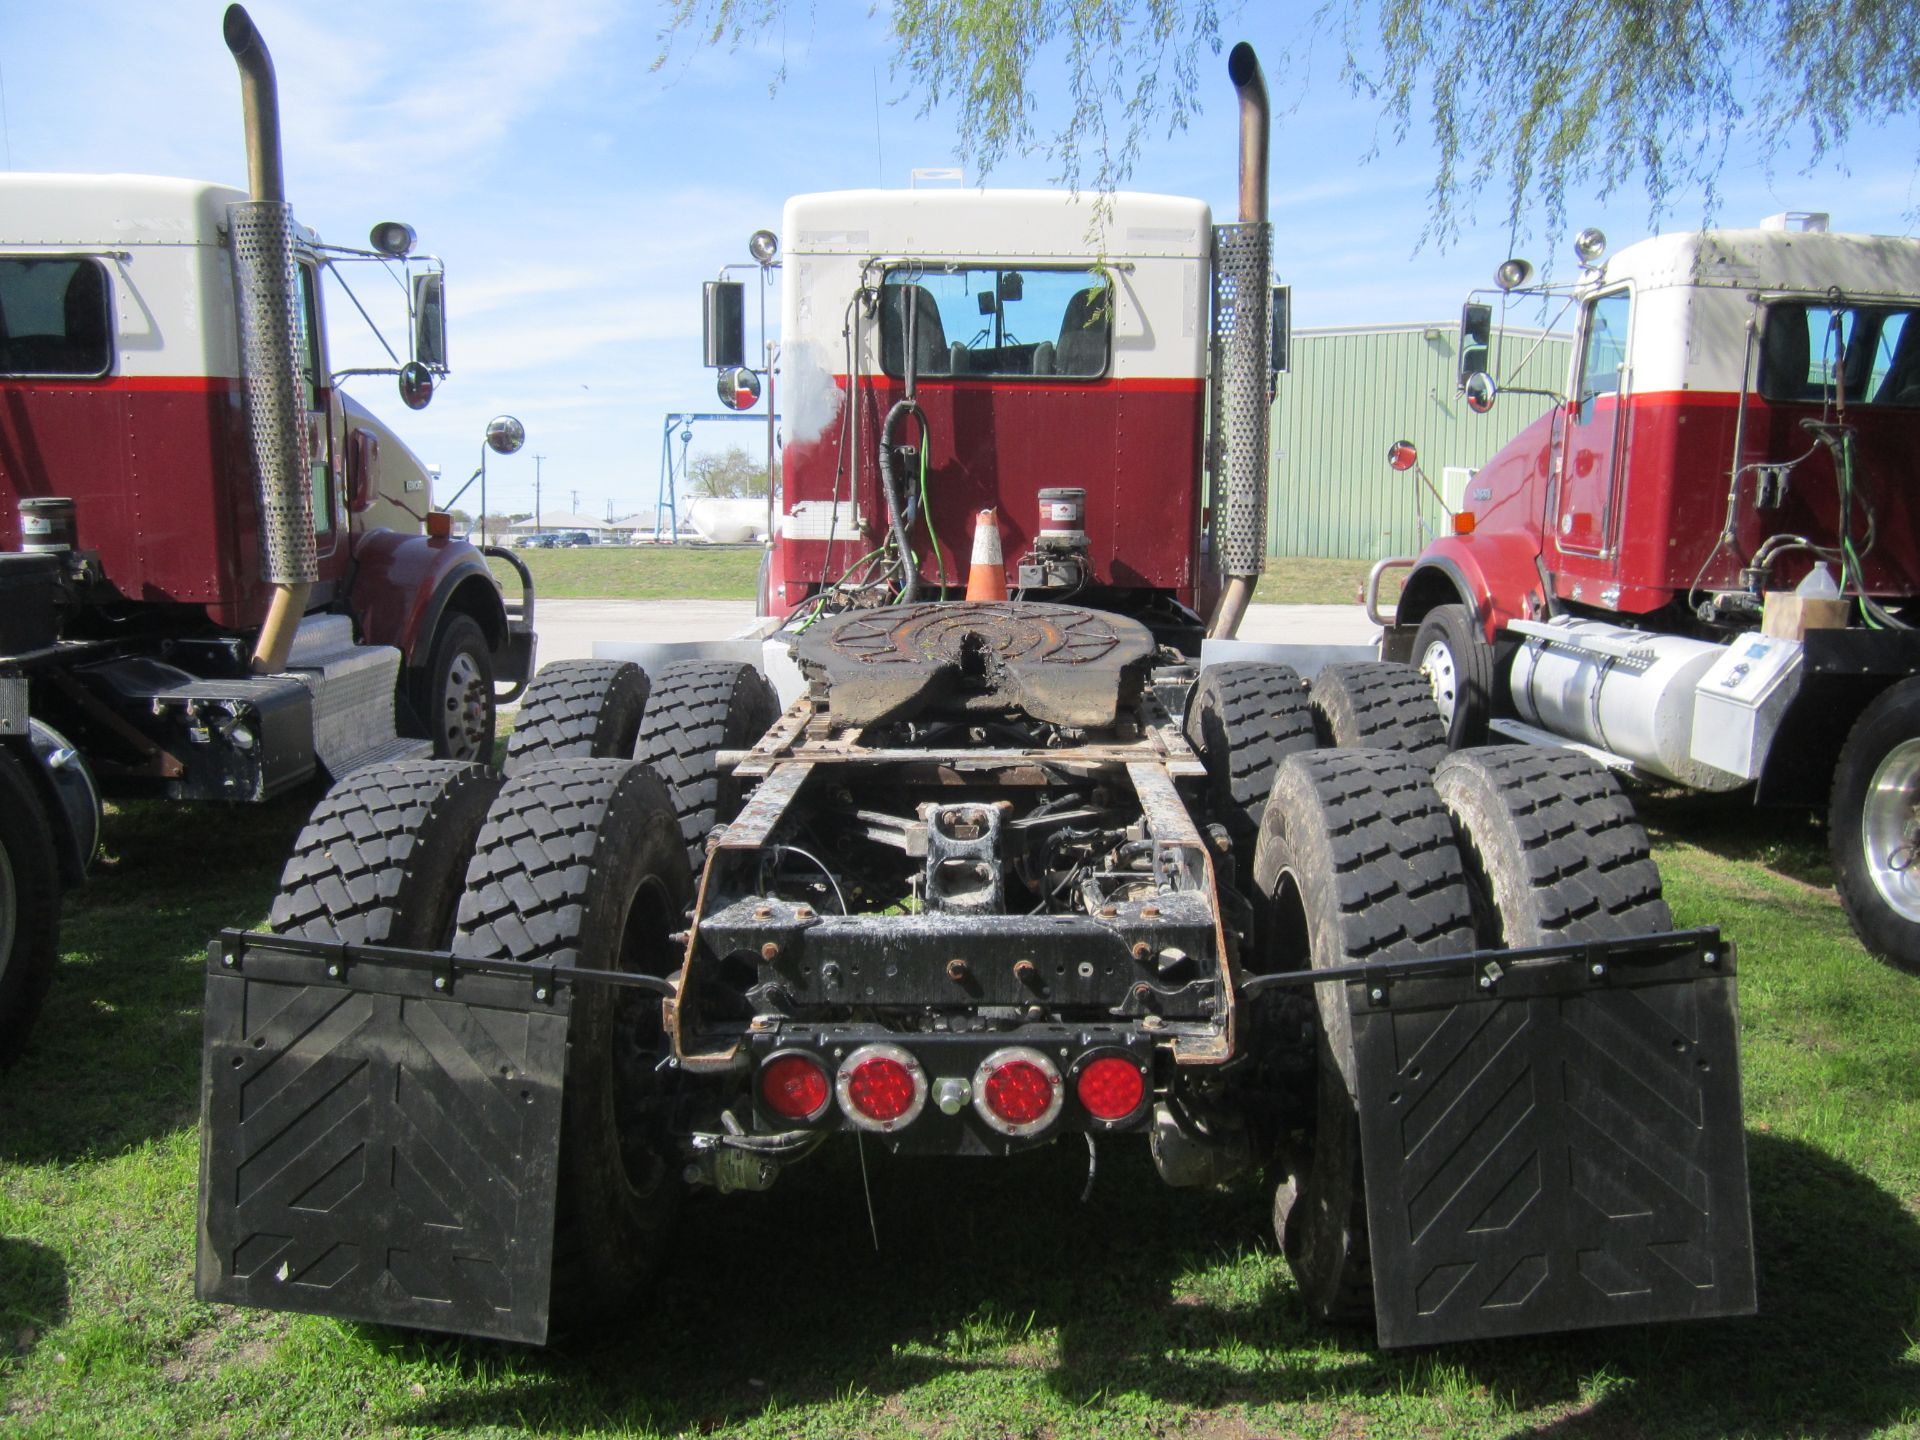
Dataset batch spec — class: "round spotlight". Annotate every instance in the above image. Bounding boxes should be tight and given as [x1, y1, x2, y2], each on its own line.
[1494, 257, 1535, 292]
[369, 220, 418, 257]
[485, 415, 526, 455]
[1573, 227, 1608, 266]
[748, 229, 780, 265]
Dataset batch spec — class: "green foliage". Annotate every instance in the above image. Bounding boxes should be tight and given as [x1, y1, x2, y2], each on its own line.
[657, 0, 1919, 242]
[689, 444, 771, 498]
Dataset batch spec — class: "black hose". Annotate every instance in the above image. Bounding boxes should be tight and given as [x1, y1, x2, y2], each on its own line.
[878, 400, 924, 603]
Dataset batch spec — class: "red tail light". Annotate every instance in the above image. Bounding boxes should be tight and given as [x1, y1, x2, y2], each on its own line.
[1074, 1053, 1148, 1123]
[759, 1051, 831, 1122]
[835, 1044, 927, 1132]
[972, 1047, 1063, 1136]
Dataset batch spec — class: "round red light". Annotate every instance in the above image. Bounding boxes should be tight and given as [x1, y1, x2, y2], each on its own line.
[983, 1059, 1055, 1126]
[759, 1053, 829, 1121]
[1075, 1056, 1146, 1121]
[843, 1055, 917, 1123]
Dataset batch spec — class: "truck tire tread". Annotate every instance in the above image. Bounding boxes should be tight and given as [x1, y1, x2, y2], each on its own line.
[451, 759, 693, 1322]
[269, 758, 501, 950]
[1183, 662, 1317, 862]
[503, 660, 650, 777]
[0, 746, 61, 1070]
[634, 660, 780, 872]
[1434, 747, 1670, 948]
[1252, 747, 1475, 1326]
[1310, 661, 1449, 769]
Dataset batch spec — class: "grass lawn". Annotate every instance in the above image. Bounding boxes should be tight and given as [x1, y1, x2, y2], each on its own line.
[485, 546, 764, 601]
[3, 766, 1917, 1437]
[483, 544, 1392, 610]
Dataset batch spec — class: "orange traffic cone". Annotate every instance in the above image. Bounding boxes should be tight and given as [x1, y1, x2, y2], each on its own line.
[965, 508, 1006, 601]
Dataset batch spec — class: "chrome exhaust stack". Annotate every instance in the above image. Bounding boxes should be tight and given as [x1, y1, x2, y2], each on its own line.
[224, 3, 315, 673]
[1204, 42, 1273, 642]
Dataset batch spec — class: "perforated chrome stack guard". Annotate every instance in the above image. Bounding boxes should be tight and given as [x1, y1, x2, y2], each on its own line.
[229, 198, 316, 586]
[1208, 220, 1272, 580]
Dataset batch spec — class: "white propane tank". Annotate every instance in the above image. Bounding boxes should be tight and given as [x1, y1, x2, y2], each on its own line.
[1511, 620, 1748, 791]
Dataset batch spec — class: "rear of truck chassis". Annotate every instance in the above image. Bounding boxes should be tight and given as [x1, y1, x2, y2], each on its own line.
[197, 607, 1756, 1351]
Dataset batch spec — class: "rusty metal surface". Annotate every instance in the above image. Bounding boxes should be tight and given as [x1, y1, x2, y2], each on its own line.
[796, 601, 1156, 728]
[716, 762, 814, 849]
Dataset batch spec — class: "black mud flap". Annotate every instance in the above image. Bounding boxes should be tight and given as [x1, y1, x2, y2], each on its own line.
[196, 933, 569, 1344]
[1349, 933, 1756, 1348]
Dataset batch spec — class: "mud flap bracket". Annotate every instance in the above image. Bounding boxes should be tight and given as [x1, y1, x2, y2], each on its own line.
[1347, 933, 1756, 1348]
[196, 932, 570, 1344]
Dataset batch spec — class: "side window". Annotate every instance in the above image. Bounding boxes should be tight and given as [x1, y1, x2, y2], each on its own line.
[295, 264, 333, 536]
[1576, 290, 1630, 417]
[1759, 303, 1920, 405]
[0, 257, 112, 377]
[880, 266, 1111, 380]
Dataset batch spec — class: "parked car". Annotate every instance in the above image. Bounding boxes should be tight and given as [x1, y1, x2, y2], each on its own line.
[513, 533, 560, 550]
[561, 531, 596, 547]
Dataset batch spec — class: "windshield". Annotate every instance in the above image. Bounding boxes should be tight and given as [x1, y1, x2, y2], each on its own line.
[879, 265, 1111, 380]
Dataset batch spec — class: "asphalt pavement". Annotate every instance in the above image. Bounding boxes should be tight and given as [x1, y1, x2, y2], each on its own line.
[527, 597, 1380, 671]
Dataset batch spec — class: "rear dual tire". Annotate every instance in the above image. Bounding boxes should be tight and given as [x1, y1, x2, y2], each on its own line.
[1254, 744, 1671, 1326]
[0, 747, 60, 1070]
[504, 660, 651, 776]
[452, 760, 694, 1323]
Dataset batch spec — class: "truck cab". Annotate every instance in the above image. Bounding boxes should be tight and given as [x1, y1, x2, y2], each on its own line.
[1389, 215, 1920, 974]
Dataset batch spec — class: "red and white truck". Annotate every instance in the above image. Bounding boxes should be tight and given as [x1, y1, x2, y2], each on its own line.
[1383, 214, 1920, 972]
[0, 5, 535, 1064]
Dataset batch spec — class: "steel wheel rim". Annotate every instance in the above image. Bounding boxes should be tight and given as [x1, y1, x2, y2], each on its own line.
[1419, 637, 1459, 726]
[1862, 737, 1920, 922]
[441, 649, 489, 759]
[0, 836, 16, 977]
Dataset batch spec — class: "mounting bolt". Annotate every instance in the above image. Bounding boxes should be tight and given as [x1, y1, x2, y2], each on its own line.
[761, 942, 781, 962]
[946, 958, 970, 982]
[327, 964, 341, 979]
[796, 906, 815, 920]
[1142, 905, 1161, 918]
[1478, 974, 1493, 990]
[754, 905, 774, 920]
[1703, 950, 1719, 967]
[534, 987, 549, 1002]
[1368, 986, 1385, 1003]
[1131, 942, 1152, 962]
[1590, 962, 1607, 978]
[433, 976, 448, 991]
[1100, 905, 1118, 918]
[221, 952, 236, 967]
[1013, 959, 1039, 985]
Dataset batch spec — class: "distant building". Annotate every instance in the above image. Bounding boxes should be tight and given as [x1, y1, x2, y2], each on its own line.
[1267, 320, 1571, 559]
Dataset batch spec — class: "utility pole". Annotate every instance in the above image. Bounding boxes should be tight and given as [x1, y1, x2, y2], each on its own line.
[533, 454, 546, 533]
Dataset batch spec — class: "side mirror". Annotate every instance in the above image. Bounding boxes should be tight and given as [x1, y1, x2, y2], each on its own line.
[998, 271, 1023, 303]
[1463, 371, 1498, 414]
[718, 366, 761, 411]
[1271, 283, 1292, 380]
[1387, 439, 1419, 472]
[485, 414, 526, 455]
[1458, 301, 1491, 387]
[703, 280, 746, 369]
[397, 361, 434, 410]
[412, 272, 447, 372]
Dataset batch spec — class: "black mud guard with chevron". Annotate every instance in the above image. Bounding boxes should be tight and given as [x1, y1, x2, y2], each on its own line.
[195, 933, 569, 1344]
[1349, 932, 1755, 1348]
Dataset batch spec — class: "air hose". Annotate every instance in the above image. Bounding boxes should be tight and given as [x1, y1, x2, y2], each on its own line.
[879, 399, 925, 603]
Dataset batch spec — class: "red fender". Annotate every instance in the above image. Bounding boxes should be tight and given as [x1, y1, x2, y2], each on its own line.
[1395, 530, 1551, 643]
[347, 528, 506, 666]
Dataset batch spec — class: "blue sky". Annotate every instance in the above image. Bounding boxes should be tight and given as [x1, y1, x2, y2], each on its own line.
[7, 1, 1916, 522]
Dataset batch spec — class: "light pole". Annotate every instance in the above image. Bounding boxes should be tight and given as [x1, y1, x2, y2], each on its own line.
[440, 415, 526, 545]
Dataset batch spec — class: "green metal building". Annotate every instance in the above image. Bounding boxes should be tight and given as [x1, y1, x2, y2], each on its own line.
[1267, 321, 1571, 559]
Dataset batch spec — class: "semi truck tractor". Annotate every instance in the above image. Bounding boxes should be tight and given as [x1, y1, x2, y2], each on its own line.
[197, 42, 1755, 1350]
[0, 5, 536, 1066]
[1381, 216, 1920, 975]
